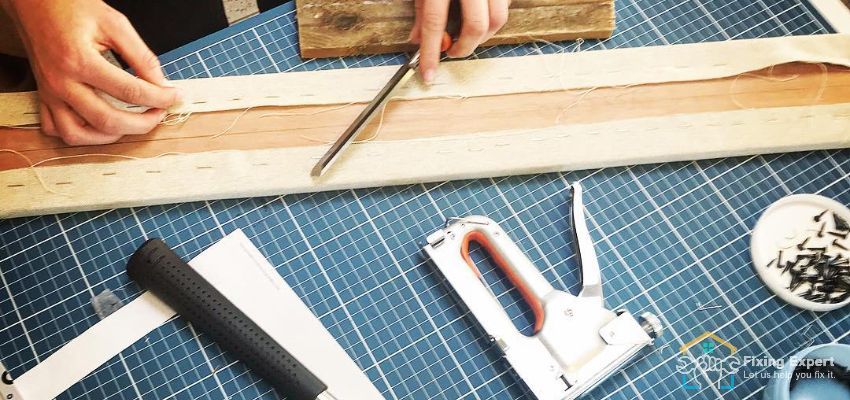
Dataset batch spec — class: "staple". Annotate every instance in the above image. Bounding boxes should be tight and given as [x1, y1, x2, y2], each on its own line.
[101, 172, 117, 176]
[802, 292, 826, 302]
[782, 260, 797, 275]
[834, 214, 850, 231]
[789, 273, 806, 291]
[54, 181, 72, 185]
[832, 292, 850, 303]
[820, 263, 839, 281]
[827, 231, 849, 239]
[817, 222, 826, 237]
[196, 166, 213, 170]
[765, 257, 777, 268]
[6, 184, 24, 188]
[145, 170, 161, 174]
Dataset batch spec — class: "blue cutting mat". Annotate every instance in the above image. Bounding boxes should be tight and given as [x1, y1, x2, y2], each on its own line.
[1, 1, 849, 399]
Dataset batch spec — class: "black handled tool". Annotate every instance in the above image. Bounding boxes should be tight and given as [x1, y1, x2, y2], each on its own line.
[126, 238, 332, 400]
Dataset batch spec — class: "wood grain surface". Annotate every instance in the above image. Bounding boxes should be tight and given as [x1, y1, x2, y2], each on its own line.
[296, 0, 615, 58]
[3, 63, 848, 172]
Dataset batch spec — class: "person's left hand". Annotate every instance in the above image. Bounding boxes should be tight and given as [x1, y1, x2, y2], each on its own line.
[409, 0, 509, 84]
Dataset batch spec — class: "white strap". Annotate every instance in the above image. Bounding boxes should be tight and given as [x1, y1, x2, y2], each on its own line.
[0, 230, 381, 400]
[809, 0, 850, 33]
[15, 292, 174, 400]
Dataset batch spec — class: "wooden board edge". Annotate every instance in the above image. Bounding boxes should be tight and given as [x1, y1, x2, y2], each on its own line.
[3, 103, 849, 219]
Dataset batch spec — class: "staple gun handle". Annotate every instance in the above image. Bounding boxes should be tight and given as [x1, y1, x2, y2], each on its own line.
[570, 183, 603, 303]
[460, 227, 555, 333]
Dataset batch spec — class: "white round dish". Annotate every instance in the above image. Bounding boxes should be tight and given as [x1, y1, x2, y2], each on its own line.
[750, 194, 850, 312]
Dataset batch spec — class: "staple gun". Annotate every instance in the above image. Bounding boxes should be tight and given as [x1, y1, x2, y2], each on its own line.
[423, 183, 663, 400]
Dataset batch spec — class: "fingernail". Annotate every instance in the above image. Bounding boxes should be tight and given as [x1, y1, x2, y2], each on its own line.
[174, 88, 184, 103]
[422, 69, 435, 85]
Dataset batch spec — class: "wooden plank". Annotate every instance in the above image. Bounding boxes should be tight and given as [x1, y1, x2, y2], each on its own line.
[2, 34, 850, 218]
[2, 63, 850, 217]
[2, 63, 849, 171]
[296, 0, 615, 58]
[2, 102, 849, 218]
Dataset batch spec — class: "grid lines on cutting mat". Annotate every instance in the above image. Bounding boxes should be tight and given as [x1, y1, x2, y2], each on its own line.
[1, 0, 848, 399]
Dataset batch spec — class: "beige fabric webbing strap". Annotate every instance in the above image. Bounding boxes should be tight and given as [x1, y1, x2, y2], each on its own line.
[2, 103, 848, 218]
[0, 231, 382, 400]
[1, 34, 850, 218]
[1, 34, 850, 127]
[809, 0, 850, 33]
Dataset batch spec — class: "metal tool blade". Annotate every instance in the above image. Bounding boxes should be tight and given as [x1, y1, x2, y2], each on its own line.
[310, 53, 421, 178]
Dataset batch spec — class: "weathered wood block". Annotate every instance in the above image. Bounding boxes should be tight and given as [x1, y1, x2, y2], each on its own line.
[296, 0, 615, 58]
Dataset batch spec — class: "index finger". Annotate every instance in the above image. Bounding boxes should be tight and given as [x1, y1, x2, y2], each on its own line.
[418, 0, 451, 84]
[82, 53, 178, 110]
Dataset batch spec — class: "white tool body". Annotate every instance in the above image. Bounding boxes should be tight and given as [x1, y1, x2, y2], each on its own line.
[423, 183, 662, 400]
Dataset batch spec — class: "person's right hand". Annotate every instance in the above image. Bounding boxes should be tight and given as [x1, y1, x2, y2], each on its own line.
[1, 0, 179, 145]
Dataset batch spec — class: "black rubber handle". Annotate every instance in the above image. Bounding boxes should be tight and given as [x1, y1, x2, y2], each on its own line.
[126, 238, 327, 400]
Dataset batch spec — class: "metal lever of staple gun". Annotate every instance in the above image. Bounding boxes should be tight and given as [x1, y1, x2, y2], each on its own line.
[423, 182, 663, 400]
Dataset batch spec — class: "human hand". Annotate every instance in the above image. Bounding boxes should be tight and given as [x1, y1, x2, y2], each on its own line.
[409, 0, 509, 84]
[1, 0, 179, 145]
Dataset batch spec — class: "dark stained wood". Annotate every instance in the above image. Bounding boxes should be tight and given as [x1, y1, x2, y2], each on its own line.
[296, 0, 615, 58]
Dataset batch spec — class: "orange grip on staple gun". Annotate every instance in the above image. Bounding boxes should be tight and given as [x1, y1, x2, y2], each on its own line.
[460, 231, 546, 334]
